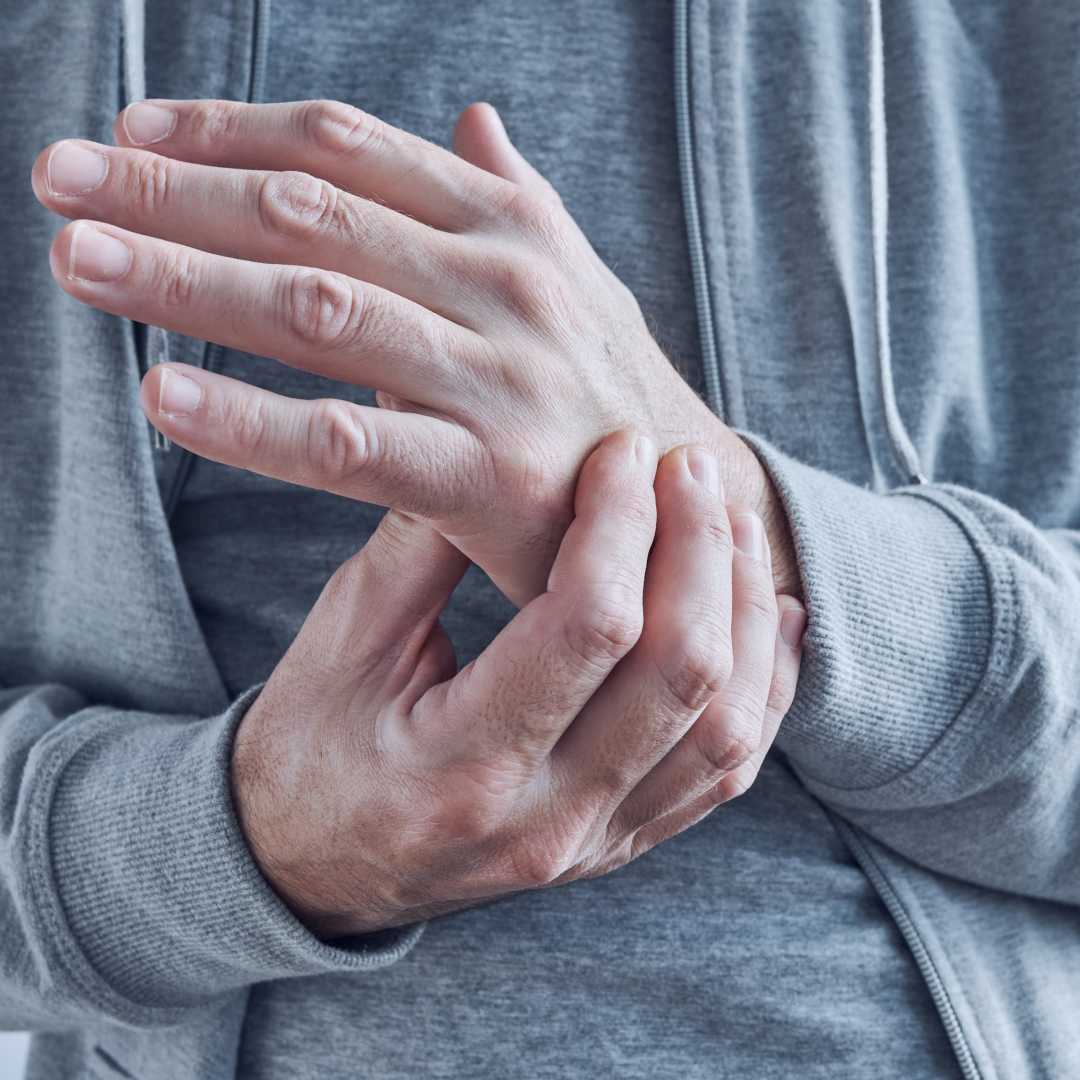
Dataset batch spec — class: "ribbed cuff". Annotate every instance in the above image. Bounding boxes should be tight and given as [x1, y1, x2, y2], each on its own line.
[31, 685, 422, 1024]
[738, 432, 1005, 796]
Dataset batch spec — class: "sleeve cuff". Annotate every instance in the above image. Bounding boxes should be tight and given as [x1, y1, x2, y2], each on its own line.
[30, 685, 423, 1024]
[738, 431, 1010, 798]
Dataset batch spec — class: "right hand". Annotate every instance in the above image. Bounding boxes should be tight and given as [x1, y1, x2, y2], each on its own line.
[231, 431, 806, 938]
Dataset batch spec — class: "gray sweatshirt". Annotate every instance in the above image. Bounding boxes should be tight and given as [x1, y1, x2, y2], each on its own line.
[2, 2, 1079, 1079]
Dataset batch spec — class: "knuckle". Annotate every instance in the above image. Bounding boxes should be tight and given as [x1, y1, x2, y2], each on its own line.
[695, 699, 762, 774]
[281, 269, 363, 350]
[656, 639, 730, 714]
[304, 99, 386, 158]
[305, 399, 372, 485]
[564, 592, 644, 670]
[739, 576, 780, 625]
[154, 248, 201, 309]
[501, 187, 563, 238]
[482, 254, 565, 326]
[224, 393, 269, 456]
[508, 844, 567, 889]
[714, 765, 757, 804]
[186, 100, 242, 144]
[431, 792, 504, 848]
[588, 758, 638, 799]
[257, 170, 338, 241]
[128, 153, 176, 216]
[504, 830, 585, 889]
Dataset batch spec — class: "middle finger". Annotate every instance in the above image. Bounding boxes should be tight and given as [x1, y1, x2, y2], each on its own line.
[32, 139, 464, 321]
[47, 219, 487, 409]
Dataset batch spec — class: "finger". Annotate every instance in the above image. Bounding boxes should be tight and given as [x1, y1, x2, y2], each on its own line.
[551, 445, 734, 806]
[411, 429, 658, 769]
[606, 597, 806, 867]
[452, 103, 555, 198]
[611, 512, 784, 836]
[621, 596, 806, 859]
[114, 98, 516, 232]
[50, 220, 486, 408]
[139, 363, 487, 519]
[296, 510, 469, 693]
[32, 139, 463, 318]
[703, 593, 806, 805]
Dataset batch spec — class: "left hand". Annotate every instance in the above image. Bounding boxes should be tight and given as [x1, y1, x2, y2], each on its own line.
[31, 98, 798, 606]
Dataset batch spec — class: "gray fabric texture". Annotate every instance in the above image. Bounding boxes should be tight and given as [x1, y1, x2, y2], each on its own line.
[1, 1, 1078, 1079]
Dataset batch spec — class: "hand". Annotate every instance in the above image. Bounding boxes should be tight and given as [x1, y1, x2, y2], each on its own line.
[31, 98, 799, 607]
[231, 432, 806, 937]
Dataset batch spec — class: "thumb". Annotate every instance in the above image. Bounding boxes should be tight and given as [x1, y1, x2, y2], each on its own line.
[453, 101, 557, 197]
[303, 511, 469, 678]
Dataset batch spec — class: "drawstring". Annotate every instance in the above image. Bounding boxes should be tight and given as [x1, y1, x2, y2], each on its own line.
[866, 0, 928, 486]
[121, 0, 146, 105]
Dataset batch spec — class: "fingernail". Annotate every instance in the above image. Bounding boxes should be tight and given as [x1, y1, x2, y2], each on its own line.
[780, 606, 807, 649]
[122, 102, 177, 145]
[157, 366, 202, 417]
[732, 511, 767, 562]
[47, 142, 108, 196]
[685, 446, 721, 495]
[67, 223, 131, 282]
[634, 434, 656, 467]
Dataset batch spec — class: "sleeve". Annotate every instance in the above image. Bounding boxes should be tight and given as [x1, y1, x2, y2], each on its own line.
[739, 431, 1080, 906]
[0, 680, 423, 1031]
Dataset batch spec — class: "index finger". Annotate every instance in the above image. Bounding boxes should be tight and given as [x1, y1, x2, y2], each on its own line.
[413, 429, 659, 771]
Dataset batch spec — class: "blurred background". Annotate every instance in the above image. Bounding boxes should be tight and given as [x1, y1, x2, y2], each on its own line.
[0, 1034, 27, 1079]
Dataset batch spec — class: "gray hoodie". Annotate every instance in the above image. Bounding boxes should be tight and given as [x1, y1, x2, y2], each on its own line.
[2, 1, 1079, 1078]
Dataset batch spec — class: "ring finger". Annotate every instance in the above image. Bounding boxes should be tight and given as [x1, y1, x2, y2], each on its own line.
[609, 508, 780, 836]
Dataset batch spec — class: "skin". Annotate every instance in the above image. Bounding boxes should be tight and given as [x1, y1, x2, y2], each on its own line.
[230, 432, 805, 936]
[30, 100, 808, 933]
[30, 97, 801, 609]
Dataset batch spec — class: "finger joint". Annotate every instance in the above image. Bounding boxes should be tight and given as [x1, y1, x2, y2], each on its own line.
[563, 591, 644, 672]
[654, 630, 732, 714]
[693, 700, 761, 775]
[186, 100, 244, 144]
[257, 170, 338, 244]
[129, 153, 176, 217]
[306, 399, 373, 486]
[155, 248, 201, 310]
[281, 269, 363, 351]
[304, 100, 386, 159]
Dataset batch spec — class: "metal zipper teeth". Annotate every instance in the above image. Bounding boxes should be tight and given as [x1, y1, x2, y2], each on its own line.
[673, 0, 723, 419]
[830, 814, 983, 1080]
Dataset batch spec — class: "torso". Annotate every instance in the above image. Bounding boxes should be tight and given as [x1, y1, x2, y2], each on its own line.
[149, 1, 961, 1075]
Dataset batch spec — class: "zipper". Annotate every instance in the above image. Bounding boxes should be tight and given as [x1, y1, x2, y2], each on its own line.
[828, 813, 984, 1080]
[673, 0, 724, 420]
[674, 4, 979, 1076]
